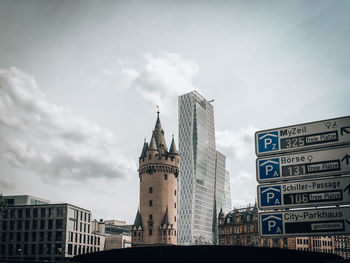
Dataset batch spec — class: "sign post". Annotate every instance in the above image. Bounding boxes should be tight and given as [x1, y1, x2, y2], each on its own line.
[259, 207, 350, 237]
[255, 116, 350, 238]
[258, 176, 350, 210]
[255, 116, 350, 156]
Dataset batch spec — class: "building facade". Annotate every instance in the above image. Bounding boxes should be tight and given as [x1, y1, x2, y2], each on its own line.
[0, 197, 104, 261]
[218, 204, 295, 250]
[333, 235, 350, 258]
[215, 151, 231, 215]
[178, 91, 231, 245]
[295, 235, 350, 258]
[93, 219, 131, 249]
[132, 111, 179, 246]
[178, 91, 217, 245]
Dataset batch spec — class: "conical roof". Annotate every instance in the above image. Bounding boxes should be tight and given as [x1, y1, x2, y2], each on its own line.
[169, 135, 178, 154]
[153, 112, 168, 152]
[148, 135, 157, 151]
[140, 140, 148, 158]
[219, 208, 225, 218]
[161, 207, 169, 226]
[133, 209, 143, 228]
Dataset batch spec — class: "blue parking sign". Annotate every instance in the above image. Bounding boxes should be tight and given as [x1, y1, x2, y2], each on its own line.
[260, 186, 282, 207]
[258, 158, 280, 180]
[261, 214, 283, 235]
[258, 131, 279, 153]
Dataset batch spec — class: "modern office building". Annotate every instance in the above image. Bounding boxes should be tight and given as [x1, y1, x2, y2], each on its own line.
[132, 111, 179, 246]
[224, 170, 232, 213]
[0, 195, 104, 261]
[178, 91, 218, 245]
[215, 151, 231, 215]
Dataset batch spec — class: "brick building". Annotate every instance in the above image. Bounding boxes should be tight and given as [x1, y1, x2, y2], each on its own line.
[218, 204, 295, 250]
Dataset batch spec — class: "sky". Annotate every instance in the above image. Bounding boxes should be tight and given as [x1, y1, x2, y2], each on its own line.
[0, 0, 349, 224]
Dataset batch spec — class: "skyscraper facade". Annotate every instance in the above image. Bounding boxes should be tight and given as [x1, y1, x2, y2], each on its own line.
[224, 170, 232, 213]
[178, 91, 217, 245]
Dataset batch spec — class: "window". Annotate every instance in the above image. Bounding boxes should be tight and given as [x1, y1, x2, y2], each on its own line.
[39, 244, 44, 254]
[17, 220, 22, 230]
[55, 231, 62, 241]
[149, 214, 152, 220]
[48, 208, 53, 217]
[2, 221, 7, 231]
[32, 232, 36, 242]
[174, 190, 176, 196]
[33, 220, 37, 229]
[10, 209, 15, 219]
[33, 208, 38, 218]
[164, 174, 167, 180]
[40, 220, 45, 229]
[41, 208, 46, 218]
[39, 232, 44, 241]
[149, 229, 152, 235]
[56, 207, 63, 217]
[68, 244, 73, 255]
[48, 219, 53, 229]
[25, 220, 30, 230]
[18, 209, 23, 218]
[56, 219, 63, 229]
[31, 244, 35, 255]
[174, 203, 176, 208]
[149, 200, 152, 206]
[47, 232, 52, 241]
[149, 187, 153, 193]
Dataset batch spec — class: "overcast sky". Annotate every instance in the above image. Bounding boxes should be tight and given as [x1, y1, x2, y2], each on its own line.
[0, 0, 349, 223]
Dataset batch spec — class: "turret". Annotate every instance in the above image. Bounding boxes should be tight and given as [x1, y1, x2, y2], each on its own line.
[132, 111, 179, 246]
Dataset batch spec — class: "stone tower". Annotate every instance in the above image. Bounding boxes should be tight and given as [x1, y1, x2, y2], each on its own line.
[132, 111, 179, 246]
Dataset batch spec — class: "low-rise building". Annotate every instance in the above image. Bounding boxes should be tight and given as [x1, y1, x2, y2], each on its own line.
[218, 204, 295, 250]
[92, 219, 131, 249]
[333, 235, 350, 258]
[0, 195, 104, 261]
[296, 235, 350, 258]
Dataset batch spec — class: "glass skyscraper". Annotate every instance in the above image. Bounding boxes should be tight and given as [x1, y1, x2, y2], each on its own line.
[178, 91, 230, 245]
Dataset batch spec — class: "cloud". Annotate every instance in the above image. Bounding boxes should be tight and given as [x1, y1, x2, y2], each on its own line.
[0, 178, 15, 191]
[216, 126, 259, 160]
[105, 52, 199, 114]
[0, 67, 136, 182]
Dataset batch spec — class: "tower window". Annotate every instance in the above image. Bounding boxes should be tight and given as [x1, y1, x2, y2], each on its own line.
[174, 203, 176, 208]
[174, 190, 176, 196]
[164, 174, 167, 180]
[149, 200, 153, 206]
[149, 214, 152, 220]
[149, 187, 153, 193]
[149, 229, 152, 235]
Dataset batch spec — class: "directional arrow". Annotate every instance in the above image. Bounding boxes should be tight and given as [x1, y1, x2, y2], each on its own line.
[341, 154, 350, 165]
[340, 126, 350, 136]
[344, 184, 350, 195]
